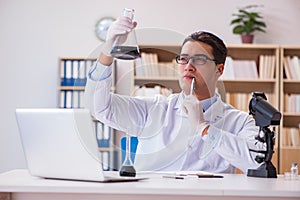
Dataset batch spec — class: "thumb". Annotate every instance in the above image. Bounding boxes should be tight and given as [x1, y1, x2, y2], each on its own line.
[132, 21, 138, 28]
[181, 97, 193, 115]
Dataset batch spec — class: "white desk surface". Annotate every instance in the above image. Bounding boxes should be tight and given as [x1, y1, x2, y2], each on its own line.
[0, 169, 299, 200]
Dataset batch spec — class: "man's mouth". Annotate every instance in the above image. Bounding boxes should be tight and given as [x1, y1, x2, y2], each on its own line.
[183, 75, 194, 80]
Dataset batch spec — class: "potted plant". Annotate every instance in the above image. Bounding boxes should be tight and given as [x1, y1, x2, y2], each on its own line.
[230, 5, 267, 43]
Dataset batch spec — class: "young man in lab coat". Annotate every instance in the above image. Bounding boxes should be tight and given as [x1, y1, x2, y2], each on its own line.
[84, 16, 263, 173]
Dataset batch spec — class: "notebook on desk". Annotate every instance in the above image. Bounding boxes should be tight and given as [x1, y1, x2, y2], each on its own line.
[15, 108, 146, 182]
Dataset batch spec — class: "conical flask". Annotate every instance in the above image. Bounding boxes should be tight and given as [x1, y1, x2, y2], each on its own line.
[110, 8, 140, 60]
[119, 134, 136, 177]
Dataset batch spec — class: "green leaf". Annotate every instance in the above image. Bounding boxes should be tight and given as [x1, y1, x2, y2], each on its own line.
[230, 18, 242, 25]
[233, 26, 245, 34]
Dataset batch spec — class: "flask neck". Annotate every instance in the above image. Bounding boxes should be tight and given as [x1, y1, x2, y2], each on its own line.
[123, 8, 134, 20]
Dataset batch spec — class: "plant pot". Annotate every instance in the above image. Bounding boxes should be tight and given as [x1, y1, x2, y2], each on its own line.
[241, 34, 254, 44]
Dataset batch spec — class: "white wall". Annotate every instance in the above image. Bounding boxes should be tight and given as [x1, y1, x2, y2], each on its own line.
[0, 0, 299, 173]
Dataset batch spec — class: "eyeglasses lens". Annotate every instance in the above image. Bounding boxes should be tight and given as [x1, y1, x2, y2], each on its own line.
[176, 55, 207, 65]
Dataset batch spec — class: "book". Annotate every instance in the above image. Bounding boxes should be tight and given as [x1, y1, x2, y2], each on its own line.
[221, 56, 235, 79]
[95, 121, 111, 148]
[232, 60, 258, 79]
[291, 56, 300, 80]
[259, 55, 265, 79]
[284, 94, 300, 112]
[290, 128, 300, 147]
[287, 56, 298, 80]
[135, 52, 177, 78]
[100, 151, 110, 171]
[72, 90, 79, 108]
[283, 56, 292, 79]
[75, 60, 87, 86]
[72, 60, 79, 85]
[269, 55, 276, 79]
[135, 57, 145, 76]
[60, 91, 66, 108]
[65, 60, 73, 86]
[133, 85, 172, 97]
[65, 91, 72, 108]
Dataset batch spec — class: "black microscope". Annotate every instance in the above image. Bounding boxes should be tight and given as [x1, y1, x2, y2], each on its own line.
[247, 92, 282, 178]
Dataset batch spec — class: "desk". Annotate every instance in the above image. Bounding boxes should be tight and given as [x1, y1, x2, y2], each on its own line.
[0, 169, 299, 200]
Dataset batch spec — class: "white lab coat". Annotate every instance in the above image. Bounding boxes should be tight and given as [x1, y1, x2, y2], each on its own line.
[84, 67, 263, 174]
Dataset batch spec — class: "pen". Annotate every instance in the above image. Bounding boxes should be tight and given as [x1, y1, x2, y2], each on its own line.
[190, 77, 195, 95]
[197, 175, 224, 178]
[162, 175, 185, 180]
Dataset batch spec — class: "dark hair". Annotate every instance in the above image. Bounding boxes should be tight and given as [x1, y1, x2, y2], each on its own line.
[182, 31, 227, 64]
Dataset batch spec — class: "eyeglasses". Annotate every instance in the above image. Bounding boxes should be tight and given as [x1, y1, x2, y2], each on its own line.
[175, 54, 217, 66]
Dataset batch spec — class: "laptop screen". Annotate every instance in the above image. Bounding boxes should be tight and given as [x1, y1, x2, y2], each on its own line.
[15, 108, 106, 181]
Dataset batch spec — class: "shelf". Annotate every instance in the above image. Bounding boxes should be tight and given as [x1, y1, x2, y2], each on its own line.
[283, 80, 300, 93]
[134, 76, 181, 93]
[227, 44, 279, 49]
[58, 57, 97, 60]
[283, 112, 300, 128]
[98, 147, 114, 151]
[227, 44, 279, 60]
[281, 46, 300, 57]
[58, 86, 115, 92]
[58, 86, 85, 91]
[134, 77, 276, 94]
[281, 146, 300, 150]
[139, 44, 180, 62]
[217, 79, 276, 93]
[58, 57, 116, 171]
[135, 76, 178, 81]
[279, 46, 300, 174]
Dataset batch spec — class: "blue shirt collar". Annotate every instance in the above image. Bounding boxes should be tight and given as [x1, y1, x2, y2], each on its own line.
[201, 93, 218, 112]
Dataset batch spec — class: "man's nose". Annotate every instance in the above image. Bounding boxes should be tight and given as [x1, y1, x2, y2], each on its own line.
[184, 60, 196, 71]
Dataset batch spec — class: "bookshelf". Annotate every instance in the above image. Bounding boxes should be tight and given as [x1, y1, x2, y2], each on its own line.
[132, 44, 279, 113]
[223, 44, 279, 121]
[58, 57, 117, 171]
[132, 44, 279, 103]
[280, 46, 300, 174]
[127, 44, 281, 173]
[225, 45, 280, 173]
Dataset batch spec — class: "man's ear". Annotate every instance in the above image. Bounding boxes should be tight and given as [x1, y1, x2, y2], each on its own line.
[216, 64, 224, 76]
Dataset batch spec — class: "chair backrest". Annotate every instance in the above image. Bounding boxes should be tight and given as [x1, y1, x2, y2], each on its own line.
[120, 136, 138, 163]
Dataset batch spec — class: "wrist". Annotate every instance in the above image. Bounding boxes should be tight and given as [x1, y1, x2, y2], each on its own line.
[98, 52, 114, 66]
[201, 125, 210, 136]
[197, 122, 210, 137]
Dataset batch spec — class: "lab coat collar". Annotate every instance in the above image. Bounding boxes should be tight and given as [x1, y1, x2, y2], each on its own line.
[174, 92, 185, 110]
[204, 94, 226, 124]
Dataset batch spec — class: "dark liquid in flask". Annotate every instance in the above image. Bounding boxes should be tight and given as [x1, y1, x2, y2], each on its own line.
[119, 165, 136, 177]
[110, 46, 140, 60]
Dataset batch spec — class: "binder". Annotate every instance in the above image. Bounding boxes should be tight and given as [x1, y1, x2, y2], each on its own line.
[95, 121, 111, 148]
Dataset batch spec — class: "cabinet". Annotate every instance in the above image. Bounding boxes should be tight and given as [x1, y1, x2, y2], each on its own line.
[129, 44, 281, 172]
[58, 57, 117, 171]
[279, 46, 300, 174]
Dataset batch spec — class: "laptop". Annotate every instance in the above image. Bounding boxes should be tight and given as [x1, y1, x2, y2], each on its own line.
[15, 108, 146, 182]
